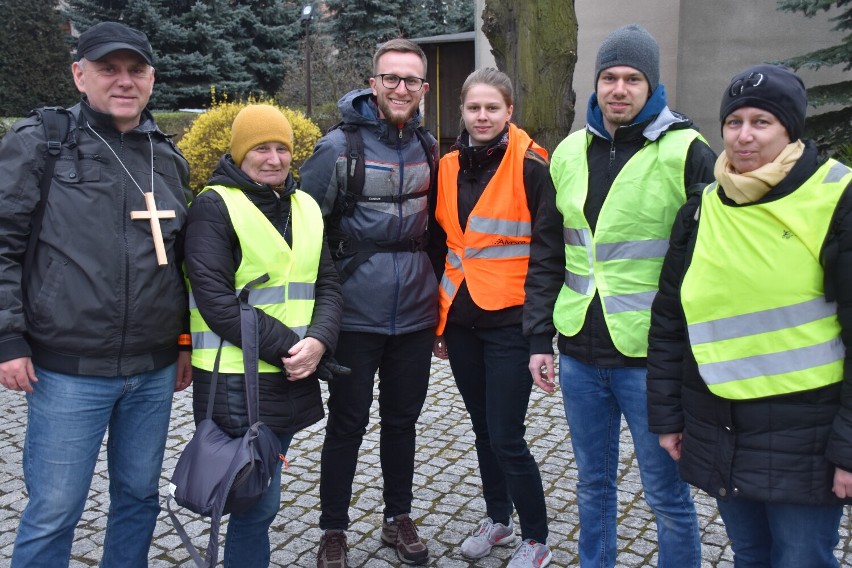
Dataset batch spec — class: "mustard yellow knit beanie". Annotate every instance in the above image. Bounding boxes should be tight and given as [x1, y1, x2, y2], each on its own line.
[229, 104, 294, 166]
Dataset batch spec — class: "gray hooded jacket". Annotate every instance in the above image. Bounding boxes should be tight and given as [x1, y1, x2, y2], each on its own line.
[300, 89, 438, 334]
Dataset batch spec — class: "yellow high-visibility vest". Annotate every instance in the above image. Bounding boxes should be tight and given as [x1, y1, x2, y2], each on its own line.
[189, 185, 323, 373]
[552, 128, 702, 357]
[682, 159, 851, 399]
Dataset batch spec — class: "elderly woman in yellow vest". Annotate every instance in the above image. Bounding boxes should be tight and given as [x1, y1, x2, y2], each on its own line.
[647, 64, 852, 567]
[430, 68, 563, 568]
[184, 104, 342, 567]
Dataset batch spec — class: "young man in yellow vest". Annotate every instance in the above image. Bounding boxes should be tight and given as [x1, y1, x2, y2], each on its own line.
[529, 24, 716, 567]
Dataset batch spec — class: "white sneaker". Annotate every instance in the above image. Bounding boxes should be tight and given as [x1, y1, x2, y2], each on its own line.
[507, 539, 552, 568]
[460, 517, 516, 559]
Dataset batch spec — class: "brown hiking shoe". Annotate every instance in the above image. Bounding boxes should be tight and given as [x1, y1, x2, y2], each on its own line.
[317, 530, 349, 568]
[380, 514, 429, 565]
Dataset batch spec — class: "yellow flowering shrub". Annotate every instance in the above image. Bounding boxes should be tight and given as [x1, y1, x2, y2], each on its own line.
[178, 91, 322, 193]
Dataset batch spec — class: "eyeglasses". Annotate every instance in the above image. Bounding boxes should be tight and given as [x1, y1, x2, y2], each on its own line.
[375, 74, 426, 92]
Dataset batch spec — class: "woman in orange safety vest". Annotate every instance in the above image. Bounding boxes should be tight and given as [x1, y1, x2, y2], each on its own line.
[431, 67, 563, 567]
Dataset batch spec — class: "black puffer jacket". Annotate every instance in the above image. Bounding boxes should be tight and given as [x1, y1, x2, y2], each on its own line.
[647, 142, 852, 505]
[185, 155, 343, 436]
[557, 111, 717, 367]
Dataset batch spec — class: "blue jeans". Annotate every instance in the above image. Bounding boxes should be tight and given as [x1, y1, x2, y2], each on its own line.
[559, 354, 699, 568]
[12, 364, 176, 568]
[445, 324, 548, 542]
[223, 432, 294, 568]
[717, 496, 843, 568]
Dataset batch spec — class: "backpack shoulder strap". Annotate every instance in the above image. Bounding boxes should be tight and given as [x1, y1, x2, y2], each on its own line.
[23, 107, 73, 287]
[414, 126, 437, 232]
[338, 123, 365, 219]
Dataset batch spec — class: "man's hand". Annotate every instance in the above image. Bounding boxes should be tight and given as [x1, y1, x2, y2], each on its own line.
[283, 337, 326, 380]
[659, 432, 684, 462]
[0, 357, 38, 393]
[529, 353, 556, 393]
[175, 351, 192, 392]
[832, 467, 852, 499]
[433, 336, 448, 360]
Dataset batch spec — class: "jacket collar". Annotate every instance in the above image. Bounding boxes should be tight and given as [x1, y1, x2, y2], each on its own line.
[76, 96, 160, 136]
[586, 84, 670, 142]
[207, 154, 296, 199]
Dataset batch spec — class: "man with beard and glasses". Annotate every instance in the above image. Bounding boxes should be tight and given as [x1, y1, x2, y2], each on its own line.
[300, 38, 438, 568]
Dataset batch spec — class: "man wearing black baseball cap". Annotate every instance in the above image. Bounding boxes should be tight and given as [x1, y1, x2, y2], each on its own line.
[0, 21, 191, 568]
[72, 21, 157, 133]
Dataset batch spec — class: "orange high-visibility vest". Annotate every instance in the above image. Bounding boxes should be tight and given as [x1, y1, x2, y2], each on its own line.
[435, 123, 548, 335]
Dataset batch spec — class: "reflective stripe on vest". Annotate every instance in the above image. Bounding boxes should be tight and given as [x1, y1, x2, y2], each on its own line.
[435, 123, 547, 335]
[551, 128, 703, 357]
[189, 186, 323, 373]
[682, 159, 851, 399]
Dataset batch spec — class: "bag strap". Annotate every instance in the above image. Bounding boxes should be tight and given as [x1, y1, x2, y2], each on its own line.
[238, 273, 269, 426]
[171, 273, 271, 567]
[203, 273, 269, 423]
[165, 496, 208, 567]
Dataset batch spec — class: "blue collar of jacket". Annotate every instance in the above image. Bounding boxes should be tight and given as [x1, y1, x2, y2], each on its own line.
[585, 84, 668, 141]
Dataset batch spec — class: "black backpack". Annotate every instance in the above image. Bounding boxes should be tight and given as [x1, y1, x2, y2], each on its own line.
[22, 107, 76, 289]
[325, 122, 437, 282]
[166, 275, 283, 567]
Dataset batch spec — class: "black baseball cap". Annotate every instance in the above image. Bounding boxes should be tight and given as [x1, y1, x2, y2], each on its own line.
[77, 22, 153, 65]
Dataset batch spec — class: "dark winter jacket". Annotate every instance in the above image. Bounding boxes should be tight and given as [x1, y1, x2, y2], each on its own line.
[647, 141, 852, 505]
[185, 155, 343, 436]
[429, 127, 564, 355]
[0, 100, 190, 376]
[556, 100, 717, 367]
[299, 88, 439, 335]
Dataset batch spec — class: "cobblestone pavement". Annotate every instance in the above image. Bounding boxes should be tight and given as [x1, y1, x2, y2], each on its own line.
[1, 355, 850, 567]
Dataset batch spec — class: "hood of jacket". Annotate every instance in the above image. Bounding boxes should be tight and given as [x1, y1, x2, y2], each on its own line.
[337, 88, 425, 146]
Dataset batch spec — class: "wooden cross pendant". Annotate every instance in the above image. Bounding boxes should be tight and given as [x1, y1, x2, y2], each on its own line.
[130, 192, 176, 266]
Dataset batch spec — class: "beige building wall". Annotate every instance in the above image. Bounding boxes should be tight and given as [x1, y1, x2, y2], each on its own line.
[676, 0, 850, 152]
[475, 1, 850, 152]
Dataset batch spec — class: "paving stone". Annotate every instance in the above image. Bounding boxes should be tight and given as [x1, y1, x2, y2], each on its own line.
[1, 355, 851, 566]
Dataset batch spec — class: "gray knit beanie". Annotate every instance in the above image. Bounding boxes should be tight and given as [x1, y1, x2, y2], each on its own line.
[595, 24, 660, 92]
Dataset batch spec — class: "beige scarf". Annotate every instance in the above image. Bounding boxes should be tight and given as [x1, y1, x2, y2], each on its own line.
[714, 140, 804, 204]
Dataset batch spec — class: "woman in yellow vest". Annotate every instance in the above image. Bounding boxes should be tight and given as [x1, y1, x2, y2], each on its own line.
[431, 68, 563, 567]
[647, 65, 852, 567]
[184, 105, 343, 567]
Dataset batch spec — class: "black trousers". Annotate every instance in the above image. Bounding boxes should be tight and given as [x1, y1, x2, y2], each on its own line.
[319, 329, 433, 530]
[444, 323, 549, 542]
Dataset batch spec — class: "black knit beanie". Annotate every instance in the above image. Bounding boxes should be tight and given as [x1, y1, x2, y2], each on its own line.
[719, 64, 807, 141]
[594, 24, 660, 92]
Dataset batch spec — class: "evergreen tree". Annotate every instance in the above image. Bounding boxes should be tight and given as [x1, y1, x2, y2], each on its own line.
[322, 0, 408, 76]
[406, 0, 475, 37]
[65, 0, 304, 109]
[0, 0, 77, 115]
[320, 0, 474, 86]
[777, 0, 852, 150]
